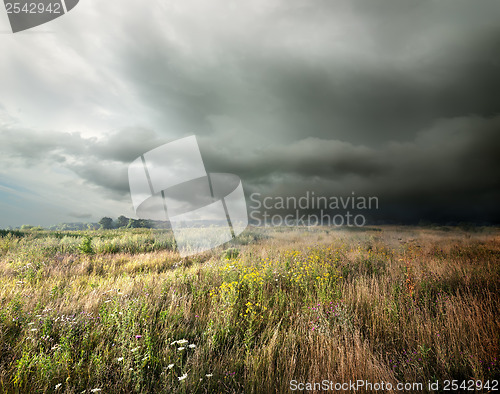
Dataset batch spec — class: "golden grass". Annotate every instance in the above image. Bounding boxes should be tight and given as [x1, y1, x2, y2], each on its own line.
[0, 226, 498, 393]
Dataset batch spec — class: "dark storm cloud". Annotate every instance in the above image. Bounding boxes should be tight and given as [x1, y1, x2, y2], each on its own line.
[201, 138, 385, 181]
[112, 0, 500, 146]
[201, 115, 500, 223]
[2, 0, 500, 225]
[1, 114, 499, 224]
[202, 115, 500, 188]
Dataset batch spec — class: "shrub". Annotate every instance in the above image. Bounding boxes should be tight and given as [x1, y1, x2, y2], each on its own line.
[78, 236, 94, 255]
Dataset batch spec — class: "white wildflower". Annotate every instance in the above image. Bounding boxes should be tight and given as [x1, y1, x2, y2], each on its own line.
[116, 357, 124, 362]
[188, 344, 196, 349]
[177, 347, 185, 351]
[167, 364, 174, 369]
[178, 373, 188, 381]
[206, 374, 213, 377]
[176, 339, 188, 345]
[55, 383, 62, 390]
[91, 389, 102, 393]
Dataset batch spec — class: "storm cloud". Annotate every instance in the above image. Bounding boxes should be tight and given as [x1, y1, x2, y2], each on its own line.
[1, 0, 499, 226]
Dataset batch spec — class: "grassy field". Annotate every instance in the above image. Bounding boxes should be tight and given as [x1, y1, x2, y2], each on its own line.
[0, 226, 498, 393]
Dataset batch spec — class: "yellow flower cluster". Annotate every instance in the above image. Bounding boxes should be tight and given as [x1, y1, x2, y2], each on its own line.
[210, 247, 343, 309]
[283, 247, 342, 288]
[220, 259, 274, 287]
[209, 280, 239, 302]
[239, 301, 268, 320]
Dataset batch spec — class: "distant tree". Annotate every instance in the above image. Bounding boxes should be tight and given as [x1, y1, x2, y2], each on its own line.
[127, 218, 140, 228]
[139, 219, 153, 229]
[99, 217, 113, 230]
[116, 215, 129, 228]
[127, 218, 153, 229]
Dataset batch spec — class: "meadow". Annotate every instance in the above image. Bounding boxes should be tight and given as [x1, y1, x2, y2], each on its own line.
[0, 226, 498, 393]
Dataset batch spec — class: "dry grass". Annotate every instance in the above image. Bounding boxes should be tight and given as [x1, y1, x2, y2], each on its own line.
[0, 226, 498, 393]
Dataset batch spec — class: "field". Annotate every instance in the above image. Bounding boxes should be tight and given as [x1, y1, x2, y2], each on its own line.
[0, 226, 498, 393]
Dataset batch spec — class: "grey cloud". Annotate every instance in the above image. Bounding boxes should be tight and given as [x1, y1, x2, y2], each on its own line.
[203, 115, 500, 223]
[68, 212, 92, 219]
[104, 0, 500, 147]
[0, 125, 167, 198]
[2, 0, 500, 225]
[91, 127, 166, 163]
[0, 128, 86, 164]
[67, 160, 130, 198]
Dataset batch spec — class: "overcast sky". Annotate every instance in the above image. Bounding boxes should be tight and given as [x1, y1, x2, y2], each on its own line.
[1, 0, 499, 227]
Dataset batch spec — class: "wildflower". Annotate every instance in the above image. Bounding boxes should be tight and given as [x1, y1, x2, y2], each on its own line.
[135, 335, 142, 339]
[91, 389, 102, 393]
[206, 374, 213, 377]
[55, 383, 62, 390]
[117, 357, 124, 362]
[178, 373, 188, 381]
[167, 364, 174, 369]
[171, 338, 188, 345]
[188, 344, 196, 349]
[177, 347, 185, 351]
[131, 347, 140, 352]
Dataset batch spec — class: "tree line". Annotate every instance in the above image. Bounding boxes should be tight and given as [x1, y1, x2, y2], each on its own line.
[97, 215, 158, 229]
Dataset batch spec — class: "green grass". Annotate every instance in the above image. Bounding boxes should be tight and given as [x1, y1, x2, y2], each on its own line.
[0, 226, 498, 393]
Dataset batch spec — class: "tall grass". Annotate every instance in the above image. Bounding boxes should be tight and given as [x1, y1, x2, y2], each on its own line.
[0, 226, 498, 393]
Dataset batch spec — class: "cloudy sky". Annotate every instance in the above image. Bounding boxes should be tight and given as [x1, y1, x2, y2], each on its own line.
[1, 0, 499, 227]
